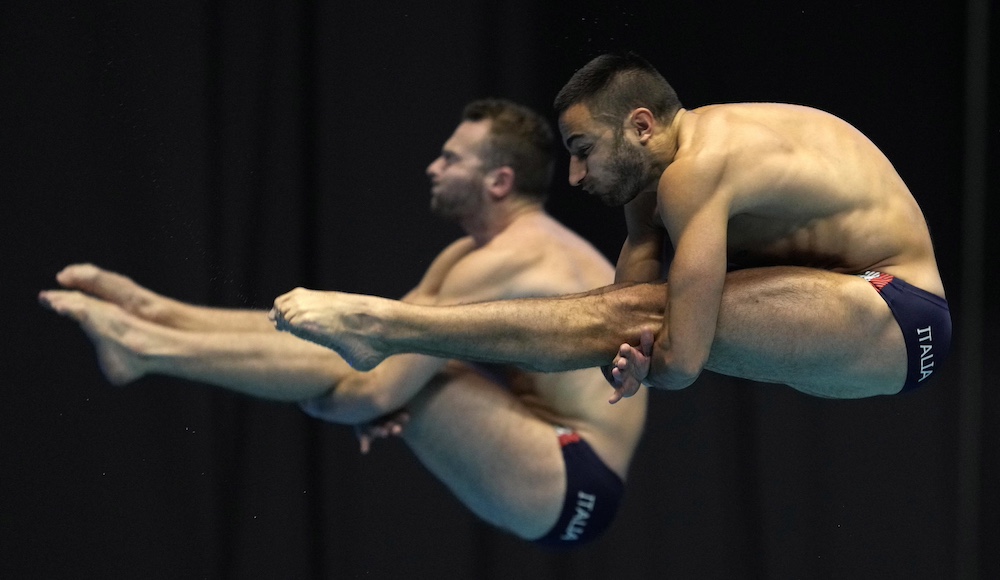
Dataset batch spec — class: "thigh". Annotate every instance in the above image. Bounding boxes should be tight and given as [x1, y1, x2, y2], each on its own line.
[708, 267, 907, 397]
[400, 363, 566, 540]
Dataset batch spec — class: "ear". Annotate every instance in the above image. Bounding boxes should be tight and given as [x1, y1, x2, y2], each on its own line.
[628, 108, 656, 144]
[485, 166, 515, 200]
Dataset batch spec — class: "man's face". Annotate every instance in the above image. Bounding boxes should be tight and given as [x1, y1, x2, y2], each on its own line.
[426, 120, 490, 219]
[559, 103, 655, 207]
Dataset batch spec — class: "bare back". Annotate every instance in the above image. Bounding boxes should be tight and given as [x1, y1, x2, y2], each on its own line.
[672, 103, 944, 297]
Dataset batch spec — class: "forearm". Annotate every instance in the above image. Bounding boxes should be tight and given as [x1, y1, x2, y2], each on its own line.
[383, 283, 667, 371]
[301, 353, 449, 424]
[648, 257, 726, 390]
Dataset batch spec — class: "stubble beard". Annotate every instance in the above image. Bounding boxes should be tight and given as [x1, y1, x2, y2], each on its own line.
[430, 180, 481, 221]
[596, 131, 657, 207]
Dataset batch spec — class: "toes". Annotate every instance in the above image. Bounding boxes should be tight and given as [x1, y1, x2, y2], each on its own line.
[39, 290, 74, 315]
[57, 263, 98, 288]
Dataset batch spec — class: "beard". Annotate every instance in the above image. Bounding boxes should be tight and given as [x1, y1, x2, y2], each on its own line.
[429, 178, 482, 220]
[593, 130, 657, 207]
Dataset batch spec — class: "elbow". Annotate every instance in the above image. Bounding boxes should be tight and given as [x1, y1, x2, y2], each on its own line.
[652, 350, 705, 391]
[665, 367, 701, 390]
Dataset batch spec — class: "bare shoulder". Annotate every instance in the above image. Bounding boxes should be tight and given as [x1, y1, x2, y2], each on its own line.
[500, 212, 615, 294]
[405, 236, 479, 304]
[437, 213, 614, 303]
[681, 103, 860, 151]
[670, 103, 885, 208]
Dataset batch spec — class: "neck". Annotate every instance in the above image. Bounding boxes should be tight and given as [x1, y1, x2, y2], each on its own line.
[650, 108, 686, 166]
[461, 198, 544, 246]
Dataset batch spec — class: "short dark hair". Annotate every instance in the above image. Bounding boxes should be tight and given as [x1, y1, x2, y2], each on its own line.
[462, 99, 555, 200]
[553, 52, 682, 126]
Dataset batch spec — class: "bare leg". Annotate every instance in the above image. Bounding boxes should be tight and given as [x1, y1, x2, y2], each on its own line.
[54, 264, 184, 326]
[271, 282, 667, 372]
[56, 263, 273, 332]
[274, 267, 908, 398]
[39, 289, 349, 400]
[39, 290, 151, 385]
[399, 364, 568, 539]
[613, 267, 907, 398]
[704, 267, 906, 397]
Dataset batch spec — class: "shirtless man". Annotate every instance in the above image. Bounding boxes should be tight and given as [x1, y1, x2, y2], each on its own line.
[39, 99, 647, 548]
[269, 52, 952, 403]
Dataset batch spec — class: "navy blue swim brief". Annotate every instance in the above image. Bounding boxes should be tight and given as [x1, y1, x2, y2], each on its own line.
[859, 271, 952, 392]
[532, 428, 624, 549]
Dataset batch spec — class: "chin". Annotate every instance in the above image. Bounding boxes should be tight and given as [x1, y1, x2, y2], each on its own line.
[597, 194, 624, 207]
[595, 190, 635, 207]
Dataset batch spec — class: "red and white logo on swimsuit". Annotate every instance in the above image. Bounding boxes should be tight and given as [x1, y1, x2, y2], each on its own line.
[860, 270, 894, 292]
[555, 426, 581, 447]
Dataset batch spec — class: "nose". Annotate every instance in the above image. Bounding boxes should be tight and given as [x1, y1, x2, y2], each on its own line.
[568, 156, 586, 187]
[426, 157, 442, 177]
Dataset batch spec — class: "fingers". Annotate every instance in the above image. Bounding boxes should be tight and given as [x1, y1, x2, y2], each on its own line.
[608, 381, 640, 404]
[353, 418, 407, 454]
[357, 433, 372, 454]
[639, 328, 654, 356]
[608, 340, 647, 404]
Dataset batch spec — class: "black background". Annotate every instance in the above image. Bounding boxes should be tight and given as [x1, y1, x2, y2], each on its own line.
[3, 1, 996, 578]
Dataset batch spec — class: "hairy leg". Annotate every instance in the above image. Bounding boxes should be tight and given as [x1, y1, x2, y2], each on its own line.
[612, 267, 907, 397]
[271, 283, 668, 372]
[276, 267, 907, 398]
[400, 364, 568, 540]
[704, 267, 907, 397]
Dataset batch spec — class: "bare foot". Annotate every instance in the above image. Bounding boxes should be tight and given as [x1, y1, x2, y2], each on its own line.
[270, 288, 393, 370]
[608, 328, 654, 404]
[55, 263, 172, 324]
[39, 290, 149, 385]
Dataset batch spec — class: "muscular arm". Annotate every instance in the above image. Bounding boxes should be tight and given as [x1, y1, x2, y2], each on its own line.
[651, 184, 729, 389]
[615, 190, 665, 283]
[619, 153, 729, 390]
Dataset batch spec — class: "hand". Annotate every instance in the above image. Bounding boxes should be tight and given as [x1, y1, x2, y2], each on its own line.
[608, 329, 655, 404]
[269, 288, 390, 371]
[353, 410, 411, 454]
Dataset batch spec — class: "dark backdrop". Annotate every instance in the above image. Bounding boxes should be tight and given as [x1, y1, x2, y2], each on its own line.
[3, 1, 996, 579]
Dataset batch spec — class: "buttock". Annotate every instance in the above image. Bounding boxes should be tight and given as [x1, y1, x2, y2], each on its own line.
[858, 271, 952, 392]
[532, 427, 625, 549]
